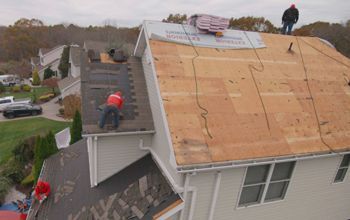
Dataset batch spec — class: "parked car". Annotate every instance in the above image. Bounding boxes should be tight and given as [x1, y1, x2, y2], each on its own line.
[0, 75, 21, 86]
[3, 103, 42, 119]
[0, 96, 31, 111]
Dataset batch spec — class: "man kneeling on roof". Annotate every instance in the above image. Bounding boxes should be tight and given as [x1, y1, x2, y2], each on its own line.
[99, 91, 124, 129]
[35, 180, 51, 203]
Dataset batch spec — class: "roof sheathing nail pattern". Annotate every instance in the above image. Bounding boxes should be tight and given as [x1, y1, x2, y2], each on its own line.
[149, 33, 350, 166]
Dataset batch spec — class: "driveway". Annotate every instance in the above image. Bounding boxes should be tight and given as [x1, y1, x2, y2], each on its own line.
[0, 97, 71, 122]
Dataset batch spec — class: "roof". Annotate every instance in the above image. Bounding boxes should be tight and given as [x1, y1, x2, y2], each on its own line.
[81, 52, 154, 134]
[83, 40, 109, 53]
[69, 46, 81, 66]
[39, 45, 65, 56]
[57, 75, 80, 91]
[27, 139, 181, 220]
[147, 27, 350, 165]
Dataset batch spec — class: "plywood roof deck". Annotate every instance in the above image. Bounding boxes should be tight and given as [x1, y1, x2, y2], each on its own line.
[149, 33, 350, 166]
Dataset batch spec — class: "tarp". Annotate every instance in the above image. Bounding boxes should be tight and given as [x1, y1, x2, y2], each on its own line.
[144, 20, 266, 49]
[55, 127, 71, 149]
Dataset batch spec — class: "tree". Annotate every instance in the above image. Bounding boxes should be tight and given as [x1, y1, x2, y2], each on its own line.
[162, 14, 187, 24]
[41, 78, 58, 94]
[229, 16, 278, 33]
[43, 66, 55, 79]
[58, 46, 70, 78]
[14, 18, 44, 28]
[33, 135, 44, 181]
[32, 68, 41, 85]
[70, 110, 82, 144]
[46, 131, 58, 155]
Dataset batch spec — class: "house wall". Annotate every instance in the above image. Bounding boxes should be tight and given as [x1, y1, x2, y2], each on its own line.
[141, 46, 182, 187]
[180, 155, 350, 220]
[38, 59, 60, 80]
[41, 46, 65, 67]
[70, 63, 80, 78]
[87, 134, 152, 185]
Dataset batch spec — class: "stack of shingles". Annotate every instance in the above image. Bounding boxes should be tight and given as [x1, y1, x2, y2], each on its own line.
[188, 14, 229, 34]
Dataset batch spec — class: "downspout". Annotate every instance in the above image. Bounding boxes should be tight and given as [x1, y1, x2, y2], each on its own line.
[179, 173, 190, 220]
[179, 173, 198, 220]
[93, 136, 98, 186]
[208, 172, 222, 220]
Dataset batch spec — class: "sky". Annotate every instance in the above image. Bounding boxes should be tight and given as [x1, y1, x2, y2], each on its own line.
[0, 0, 349, 28]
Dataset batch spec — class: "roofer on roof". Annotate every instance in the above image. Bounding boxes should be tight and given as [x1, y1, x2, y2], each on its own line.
[34, 181, 51, 203]
[282, 4, 299, 35]
[99, 91, 124, 129]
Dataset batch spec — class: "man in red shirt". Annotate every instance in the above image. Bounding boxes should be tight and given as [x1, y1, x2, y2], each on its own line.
[34, 181, 51, 203]
[99, 91, 124, 128]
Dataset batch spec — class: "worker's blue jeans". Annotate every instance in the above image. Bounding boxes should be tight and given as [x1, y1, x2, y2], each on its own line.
[99, 105, 119, 128]
[282, 22, 294, 35]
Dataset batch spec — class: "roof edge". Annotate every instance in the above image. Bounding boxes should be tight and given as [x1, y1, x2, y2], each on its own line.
[176, 149, 350, 173]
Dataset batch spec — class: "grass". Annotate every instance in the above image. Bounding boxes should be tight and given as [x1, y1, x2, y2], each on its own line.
[0, 117, 71, 164]
[0, 86, 59, 101]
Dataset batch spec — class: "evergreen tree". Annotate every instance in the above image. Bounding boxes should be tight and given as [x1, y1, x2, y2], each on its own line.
[32, 68, 41, 86]
[33, 136, 43, 181]
[70, 110, 82, 144]
[43, 66, 55, 79]
[46, 131, 58, 155]
[58, 46, 70, 78]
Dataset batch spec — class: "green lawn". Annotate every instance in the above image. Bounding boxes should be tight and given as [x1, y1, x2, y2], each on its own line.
[0, 117, 71, 164]
[0, 86, 59, 101]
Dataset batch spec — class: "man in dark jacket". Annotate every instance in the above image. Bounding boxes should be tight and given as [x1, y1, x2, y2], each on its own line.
[282, 4, 299, 35]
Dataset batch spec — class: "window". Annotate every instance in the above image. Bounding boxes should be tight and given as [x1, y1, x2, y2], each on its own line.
[238, 161, 295, 207]
[334, 154, 350, 183]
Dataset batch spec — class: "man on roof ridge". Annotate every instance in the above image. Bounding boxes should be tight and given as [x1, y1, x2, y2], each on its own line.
[282, 4, 299, 35]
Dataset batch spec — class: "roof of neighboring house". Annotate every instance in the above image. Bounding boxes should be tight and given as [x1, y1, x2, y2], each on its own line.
[27, 139, 181, 220]
[146, 25, 350, 165]
[83, 40, 109, 53]
[80, 52, 154, 134]
[39, 45, 65, 56]
[70, 46, 82, 66]
[58, 75, 80, 91]
[35, 58, 60, 72]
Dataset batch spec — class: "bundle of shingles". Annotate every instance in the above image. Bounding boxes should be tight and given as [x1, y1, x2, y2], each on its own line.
[187, 14, 230, 34]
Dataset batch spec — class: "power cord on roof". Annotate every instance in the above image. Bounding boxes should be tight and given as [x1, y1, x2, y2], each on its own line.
[295, 37, 333, 152]
[181, 24, 213, 139]
[243, 32, 271, 131]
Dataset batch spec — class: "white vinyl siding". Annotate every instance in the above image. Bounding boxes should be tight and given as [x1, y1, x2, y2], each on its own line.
[334, 154, 350, 183]
[88, 134, 152, 185]
[141, 46, 182, 186]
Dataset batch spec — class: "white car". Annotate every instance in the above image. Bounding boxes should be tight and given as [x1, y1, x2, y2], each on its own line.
[0, 96, 31, 111]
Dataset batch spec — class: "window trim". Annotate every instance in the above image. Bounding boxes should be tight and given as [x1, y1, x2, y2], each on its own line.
[236, 161, 296, 209]
[332, 154, 350, 184]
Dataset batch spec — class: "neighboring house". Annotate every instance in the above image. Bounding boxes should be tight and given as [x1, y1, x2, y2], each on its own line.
[58, 46, 82, 99]
[31, 45, 66, 80]
[29, 21, 350, 220]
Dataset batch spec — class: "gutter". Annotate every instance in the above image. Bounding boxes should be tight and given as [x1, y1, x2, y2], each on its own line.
[82, 130, 155, 138]
[176, 150, 350, 173]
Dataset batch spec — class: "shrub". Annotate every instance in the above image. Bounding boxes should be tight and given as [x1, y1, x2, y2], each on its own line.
[21, 171, 34, 186]
[12, 136, 35, 164]
[0, 82, 5, 93]
[0, 177, 11, 206]
[44, 66, 55, 80]
[11, 85, 20, 93]
[1, 159, 24, 184]
[59, 108, 64, 115]
[39, 93, 55, 102]
[32, 68, 41, 86]
[70, 110, 82, 144]
[21, 84, 31, 92]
